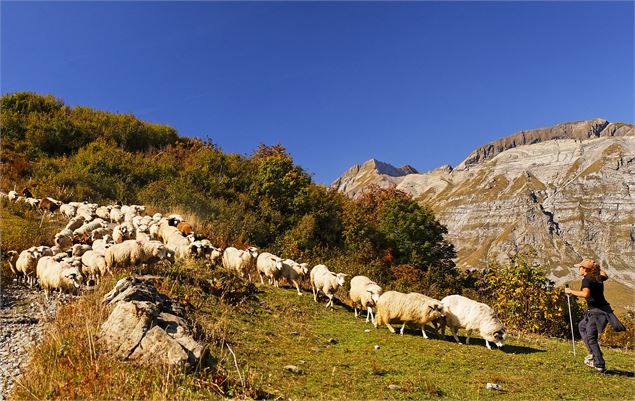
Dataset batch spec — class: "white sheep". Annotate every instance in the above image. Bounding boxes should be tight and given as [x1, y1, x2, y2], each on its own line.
[15, 249, 41, 286]
[5, 250, 19, 278]
[222, 246, 259, 281]
[64, 215, 86, 231]
[76, 203, 97, 221]
[90, 227, 112, 241]
[81, 250, 108, 284]
[193, 239, 222, 264]
[157, 220, 182, 243]
[59, 203, 77, 219]
[8, 191, 18, 202]
[374, 291, 445, 338]
[25, 197, 40, 208]
[439, 295, 506, 350]
[27, 246, 54, 257]
[73, 218, 107, 240]
[349, 276, 383, 324]
[91, 235, 114, 254]
[95, 206, 112, 220]
[54, 229, 74, 250]
[310, 264, 347, 308]
[104, 239, 167, 270]
[71, 244, 93, 257]
[109, 207, 124, 224]
[281, 259, 309, 296]
[256, 252, 284, 286]
[165, 232, 195, 260]
[36, 257, 83, 299]
[104, 240, 144, 270]
[113, 223, 133, 244]
[140, 240, 169, 264]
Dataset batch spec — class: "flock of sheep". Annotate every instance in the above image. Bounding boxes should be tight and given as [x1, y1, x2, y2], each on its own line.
[2, 188, 507, 350]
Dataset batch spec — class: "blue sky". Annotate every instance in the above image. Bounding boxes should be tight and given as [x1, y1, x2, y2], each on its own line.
[2, 1, 633, 184]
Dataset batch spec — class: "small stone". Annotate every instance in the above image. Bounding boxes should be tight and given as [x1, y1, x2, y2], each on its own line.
[328, 338, 337, 345]
[388, 384, 401, 390]
[290, 331, 300, 336]
[486, 383, 502, 391]
[283, 365, 303, 374]
[310, 348, 322, 353]
[298, 360, 306, 364]
[374, 345, 380, 350]
[364, 329, 371, 333]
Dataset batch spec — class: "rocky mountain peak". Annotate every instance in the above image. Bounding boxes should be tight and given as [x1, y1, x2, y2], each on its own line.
[330, 158, 418, 198]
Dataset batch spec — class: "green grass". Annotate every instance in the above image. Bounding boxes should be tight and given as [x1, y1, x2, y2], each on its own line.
[220, 285, 634, 400]
[9, 261, 634, 400]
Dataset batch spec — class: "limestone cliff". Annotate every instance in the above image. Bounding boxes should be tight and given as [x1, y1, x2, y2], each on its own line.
[331, 119, 635, 290]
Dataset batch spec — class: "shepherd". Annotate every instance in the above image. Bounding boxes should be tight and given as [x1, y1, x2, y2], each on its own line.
[565, 258, 625, 373]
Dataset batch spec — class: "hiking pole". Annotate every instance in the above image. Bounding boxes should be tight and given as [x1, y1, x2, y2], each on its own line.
[565, 284, 576, 356]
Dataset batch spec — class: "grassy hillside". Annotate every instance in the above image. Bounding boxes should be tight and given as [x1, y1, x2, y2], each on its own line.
[218, 286, 634, 400]
[10, 264, 634, 400]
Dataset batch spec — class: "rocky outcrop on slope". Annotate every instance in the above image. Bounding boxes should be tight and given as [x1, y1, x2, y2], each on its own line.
[331, 120, 635, 289]
[99, 276, 206, 368]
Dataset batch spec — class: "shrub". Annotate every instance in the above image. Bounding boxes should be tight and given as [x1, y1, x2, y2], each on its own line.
[480, 253, 582, 337]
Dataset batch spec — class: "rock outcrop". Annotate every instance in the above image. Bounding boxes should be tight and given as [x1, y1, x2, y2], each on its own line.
[99, 276, 205, 368]
[331, 119, 635, 290]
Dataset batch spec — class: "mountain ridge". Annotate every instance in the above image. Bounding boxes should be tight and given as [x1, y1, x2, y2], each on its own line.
[331, 119, 635, 290]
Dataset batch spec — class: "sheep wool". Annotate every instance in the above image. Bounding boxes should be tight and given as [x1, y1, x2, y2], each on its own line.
[310, 264, 347, 308]
[440, 294, 506, 350]
[374, 291, 445, 338]
[349, 276, 383, 324]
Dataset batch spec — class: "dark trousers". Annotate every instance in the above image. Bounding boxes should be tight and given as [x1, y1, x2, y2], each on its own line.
[578, 310, 608, 369]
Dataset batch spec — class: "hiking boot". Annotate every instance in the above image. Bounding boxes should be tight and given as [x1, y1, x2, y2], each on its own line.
[584, 354, 593, 363]
[595, 367, 607, 373]
[584, 358, 595, 368]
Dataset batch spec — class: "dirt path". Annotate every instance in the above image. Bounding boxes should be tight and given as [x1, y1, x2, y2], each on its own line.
[0, 280, 59, 400]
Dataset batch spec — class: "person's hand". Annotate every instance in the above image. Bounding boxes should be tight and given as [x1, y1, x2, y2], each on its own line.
[564, 288, 572, 295]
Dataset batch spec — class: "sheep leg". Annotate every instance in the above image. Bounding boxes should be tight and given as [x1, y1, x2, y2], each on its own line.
[354, 307, 359, 318]
[399, 323, 406, 335]
[385, 322, 396, 334]
[312, 285, 318, 302]
[465, 331, 471, 345]
[366, 307, 374, 324]
[293, 280, 302, 296]
[326, 295, 334, 308]
[421, 327, 429, 339]
[450, 328, 461, 344]
[485, 340, 492, 350]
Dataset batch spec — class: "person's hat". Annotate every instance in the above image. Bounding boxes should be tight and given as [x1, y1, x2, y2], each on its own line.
[574, 259, 598, 270]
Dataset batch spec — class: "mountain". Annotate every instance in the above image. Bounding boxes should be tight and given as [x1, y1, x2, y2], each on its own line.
[331, 119, 635, 290]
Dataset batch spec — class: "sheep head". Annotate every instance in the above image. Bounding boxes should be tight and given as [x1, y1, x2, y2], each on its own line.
[368, 288, 383, 304]
[424, 300, 445, 321]
[274, 257, 283, 270]
[62, 265, 84, 289]
[335, 273, 347, 286]
[299, 263, 309, 275]
[247, 247, 259, 258]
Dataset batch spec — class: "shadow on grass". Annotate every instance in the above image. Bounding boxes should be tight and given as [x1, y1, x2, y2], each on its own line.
[604, 369, 634, 378]
[396, 329, 546, 354]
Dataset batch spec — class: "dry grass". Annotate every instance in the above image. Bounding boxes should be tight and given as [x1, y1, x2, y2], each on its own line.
[8, 260, 265, 400]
